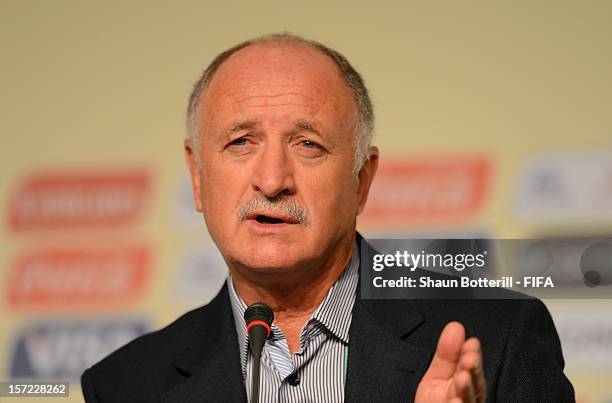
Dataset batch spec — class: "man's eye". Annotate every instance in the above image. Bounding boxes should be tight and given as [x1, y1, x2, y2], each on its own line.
[229, 137, 248, 146]
[294, 138, 326, 159]
[301, 140, 319, 148]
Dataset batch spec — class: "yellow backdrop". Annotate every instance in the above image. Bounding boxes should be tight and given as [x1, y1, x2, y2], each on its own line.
[1, 1, 611, 401]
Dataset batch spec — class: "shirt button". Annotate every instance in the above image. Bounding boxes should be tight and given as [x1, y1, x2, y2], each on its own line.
[287, 373, 300, 386]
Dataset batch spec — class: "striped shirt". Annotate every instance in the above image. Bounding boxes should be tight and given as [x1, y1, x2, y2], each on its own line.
[228, 242, 360, 403]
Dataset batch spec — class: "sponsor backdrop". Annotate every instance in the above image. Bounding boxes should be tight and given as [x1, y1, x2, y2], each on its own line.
[2, 2, 611, 402]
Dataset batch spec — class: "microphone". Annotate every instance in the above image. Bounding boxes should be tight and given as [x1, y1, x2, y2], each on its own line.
[244, 303, 274, 403]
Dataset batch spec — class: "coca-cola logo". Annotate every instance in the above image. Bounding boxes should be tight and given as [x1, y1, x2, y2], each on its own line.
[361, 157, 491, 225]
[5, 246, 150, 309]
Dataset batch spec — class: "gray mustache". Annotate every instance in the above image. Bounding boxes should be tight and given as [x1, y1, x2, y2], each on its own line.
[237, 194, 311, 225]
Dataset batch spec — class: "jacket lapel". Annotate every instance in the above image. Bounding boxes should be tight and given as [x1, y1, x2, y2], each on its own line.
[345, 238, 433, 402]
[161, 283, 247, 403]
[345, 298, 433, 402]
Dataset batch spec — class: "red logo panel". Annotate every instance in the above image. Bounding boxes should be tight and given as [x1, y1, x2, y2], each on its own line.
[8, 170, 151, 231]
[361, 157, 491, 224]
[5, 246, 150, 309]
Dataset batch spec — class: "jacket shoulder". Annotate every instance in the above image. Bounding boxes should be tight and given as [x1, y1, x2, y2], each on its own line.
[93, 304, 204, 371]
[81, 285, 230, 402]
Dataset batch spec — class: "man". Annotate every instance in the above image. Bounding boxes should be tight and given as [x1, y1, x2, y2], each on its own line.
[81, 33, 575, 402]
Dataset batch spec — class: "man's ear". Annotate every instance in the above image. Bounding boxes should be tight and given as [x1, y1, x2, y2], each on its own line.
[356, 146, 379, 215]
[184, 138, 203, 212]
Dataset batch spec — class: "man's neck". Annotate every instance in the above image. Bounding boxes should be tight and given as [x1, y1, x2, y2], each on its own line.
[230, 234, 355, 353]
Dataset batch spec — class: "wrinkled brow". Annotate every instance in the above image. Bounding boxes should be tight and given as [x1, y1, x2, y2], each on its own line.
[224, 120, 258, 135]
[293, 119, 322, 137]
[222, 118, 323, 137]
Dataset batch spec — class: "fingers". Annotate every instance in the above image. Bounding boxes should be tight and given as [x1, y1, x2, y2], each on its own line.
[416, 322, 487, 403]
[454, 370, 475, 402]
[423, 321, 466, 380]
[457, 337, 486, 403]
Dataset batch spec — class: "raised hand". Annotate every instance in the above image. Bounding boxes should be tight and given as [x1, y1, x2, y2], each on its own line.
[415, 321, 486, 403]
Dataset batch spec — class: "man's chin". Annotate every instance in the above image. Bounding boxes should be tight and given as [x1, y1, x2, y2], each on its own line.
[222, 233, 316, 274]
[235, 255, 303, 274]
[241, 264, 296, 274]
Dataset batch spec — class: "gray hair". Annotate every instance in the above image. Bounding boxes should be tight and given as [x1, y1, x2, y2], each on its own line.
[186, 33, 374, 177]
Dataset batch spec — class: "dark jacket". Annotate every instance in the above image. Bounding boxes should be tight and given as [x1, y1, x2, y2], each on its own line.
[82, 246, 575, 402]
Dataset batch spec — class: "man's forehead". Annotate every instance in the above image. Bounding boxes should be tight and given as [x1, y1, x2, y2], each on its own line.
[199, 41, 356, 122]
[208, 41, 343, 90]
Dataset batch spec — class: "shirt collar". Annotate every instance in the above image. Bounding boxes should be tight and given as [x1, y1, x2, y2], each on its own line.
[228, 238, 360, 374]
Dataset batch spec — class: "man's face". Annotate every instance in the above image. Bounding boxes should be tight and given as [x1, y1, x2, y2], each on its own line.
[185, 42, 377, 274]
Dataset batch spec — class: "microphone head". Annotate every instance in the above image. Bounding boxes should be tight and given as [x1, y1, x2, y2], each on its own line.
[244, 302, 274, 326]
[244, 303, 274, 357]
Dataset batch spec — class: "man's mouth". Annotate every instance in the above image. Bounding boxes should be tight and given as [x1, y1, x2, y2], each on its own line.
[247, 212, 294, 225]
[255, 215, 285, 224]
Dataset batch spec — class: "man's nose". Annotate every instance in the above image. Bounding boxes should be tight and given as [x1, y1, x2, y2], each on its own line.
[251, 142, 296, 198]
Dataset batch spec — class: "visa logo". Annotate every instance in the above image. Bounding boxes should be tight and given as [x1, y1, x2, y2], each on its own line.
[8, 318, 149, 380]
